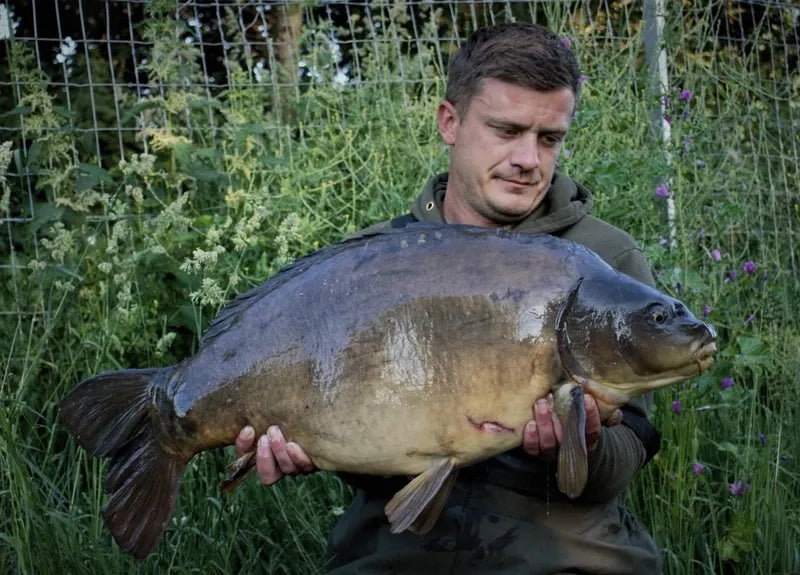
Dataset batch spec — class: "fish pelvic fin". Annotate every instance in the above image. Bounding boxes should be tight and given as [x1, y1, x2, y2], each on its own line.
[554, 382, 588, 499]
[60, 368, 189, 561]
[385, 457, 456, 535]
[408, 469, 459, 535]
[219, 450, 256, 493]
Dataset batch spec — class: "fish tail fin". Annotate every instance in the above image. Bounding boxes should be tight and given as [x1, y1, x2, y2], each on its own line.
[60, 368, 189, 560]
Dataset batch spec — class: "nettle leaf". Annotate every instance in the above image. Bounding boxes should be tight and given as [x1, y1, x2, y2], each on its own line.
[75, 163, 114, 192]
[232, 123, 267, 146]
[173, 143, 226, 182]
[718, 513, 756, 563]
[26, 141, 42, 168]
[187, 98, 221, 111]
[691, 371, 715, 393]
[0, 105, 32, 118]
[734, 336, 770, 366]
[721, 336, 771, 368]
[120, 97, 166, 124]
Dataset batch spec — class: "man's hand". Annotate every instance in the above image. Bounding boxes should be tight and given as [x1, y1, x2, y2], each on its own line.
[522, 393, 612, 459]
[235, 425, 315, 485]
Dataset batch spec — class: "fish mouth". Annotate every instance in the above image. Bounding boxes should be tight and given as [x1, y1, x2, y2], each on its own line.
[692, 341, 717, 372]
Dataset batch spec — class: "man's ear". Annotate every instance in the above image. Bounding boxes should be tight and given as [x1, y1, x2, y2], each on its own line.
[437, 100, 459, 146]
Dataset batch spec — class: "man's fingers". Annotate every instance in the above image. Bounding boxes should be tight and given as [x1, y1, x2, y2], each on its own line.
[522, 420, 541, 456]
[286, 442, 315, 472]
[256, 434, 283, 485]
[606, 408, 623, 427]
[532, 397, 558, 460]
[235, 425, 255, 458]
[267, 425, 298, 475]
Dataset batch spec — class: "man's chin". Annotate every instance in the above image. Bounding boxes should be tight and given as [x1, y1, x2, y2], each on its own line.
[486, 193, 544, 222]
[483, 203, 534, 224]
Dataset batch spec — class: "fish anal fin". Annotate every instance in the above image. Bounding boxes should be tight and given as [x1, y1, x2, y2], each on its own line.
[385, 457, 456, 534]
[220, 450, 257, 493]
[408, 468, 459, 534]
[554, 382, 588, 499]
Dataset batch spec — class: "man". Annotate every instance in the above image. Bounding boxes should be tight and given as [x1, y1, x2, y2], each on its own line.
[235, 22, 662, 574]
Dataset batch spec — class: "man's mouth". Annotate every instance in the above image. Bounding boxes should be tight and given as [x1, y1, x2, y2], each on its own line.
[500, 177, 539, 187]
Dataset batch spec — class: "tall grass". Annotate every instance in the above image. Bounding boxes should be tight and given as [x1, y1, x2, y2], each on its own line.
[1, 3, 798, 573]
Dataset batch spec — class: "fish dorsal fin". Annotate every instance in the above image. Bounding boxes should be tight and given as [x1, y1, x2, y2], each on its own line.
[385, 457, 456, 534]
[200, 240, 360, 347]
[200, 225, 449, 347]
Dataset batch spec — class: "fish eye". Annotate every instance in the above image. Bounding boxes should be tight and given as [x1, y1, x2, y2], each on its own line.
[649, 303, 668, 325]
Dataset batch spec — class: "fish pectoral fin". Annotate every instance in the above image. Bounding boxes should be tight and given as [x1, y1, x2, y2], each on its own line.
[219, 450, 256, 494]
[408, 469, 459, 535]
[385, 457, 456, 534]
[554, 382, 588, 499]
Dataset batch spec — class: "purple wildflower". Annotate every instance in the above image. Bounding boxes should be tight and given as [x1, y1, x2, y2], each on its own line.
[721, 377, 734, 390]
[692, 462, 704, 476]
[711, 249, 721, 262]
[703, 305, 712, 318]
[659, 237, 668, 246]
[724, 270, 737, 282]
[561, 37, 571, 47]
[679, 88, 692, 102]
[743, 261, 756, 274]
[579, 75, 588, 84]
[759, 433, 767, 446]
[663, 95, 670, 108]
[655, 184, 670, 198]
[672, 400, 682, 415]
[728, 480, 750, 497]
[744, 313, 755, 326]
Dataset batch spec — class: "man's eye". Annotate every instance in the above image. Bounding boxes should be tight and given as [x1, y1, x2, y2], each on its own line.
[497, 127, 517, 137]
[542, 135, 563, 146]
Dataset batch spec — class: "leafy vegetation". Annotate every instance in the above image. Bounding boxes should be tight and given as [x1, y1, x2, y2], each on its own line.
[1, 2, 798, 573]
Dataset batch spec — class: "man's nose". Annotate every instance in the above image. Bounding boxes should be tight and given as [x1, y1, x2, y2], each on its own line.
[510, 134, 540, 171]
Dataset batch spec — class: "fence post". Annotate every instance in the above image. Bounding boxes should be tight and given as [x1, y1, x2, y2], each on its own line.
[643, 0, 676, 248]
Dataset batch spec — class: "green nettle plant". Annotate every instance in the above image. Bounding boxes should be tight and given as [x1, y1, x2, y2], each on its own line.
[1, 4, 797, 574]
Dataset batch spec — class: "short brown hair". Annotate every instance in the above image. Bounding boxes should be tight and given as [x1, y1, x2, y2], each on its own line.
[445, 22, 581, 115]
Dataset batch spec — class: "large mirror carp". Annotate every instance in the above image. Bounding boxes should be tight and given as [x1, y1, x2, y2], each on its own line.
[60, 224, 717, 560]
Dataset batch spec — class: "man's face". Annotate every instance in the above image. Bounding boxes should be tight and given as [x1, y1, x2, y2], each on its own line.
[438, 78, 575, 227]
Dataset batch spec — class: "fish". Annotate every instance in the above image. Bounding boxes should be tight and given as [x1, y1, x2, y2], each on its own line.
[60, 224, 717, 560]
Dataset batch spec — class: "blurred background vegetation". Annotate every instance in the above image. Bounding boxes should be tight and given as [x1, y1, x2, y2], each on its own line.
[1, 0, 798, 573]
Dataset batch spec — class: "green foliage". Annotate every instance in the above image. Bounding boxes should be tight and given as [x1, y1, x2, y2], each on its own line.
[1, 3, 798, 574]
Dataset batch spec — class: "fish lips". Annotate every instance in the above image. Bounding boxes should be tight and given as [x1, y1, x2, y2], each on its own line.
[691, 325, 718, 372]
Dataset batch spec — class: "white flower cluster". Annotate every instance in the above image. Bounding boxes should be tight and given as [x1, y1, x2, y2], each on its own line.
[54, 36, 77, 78]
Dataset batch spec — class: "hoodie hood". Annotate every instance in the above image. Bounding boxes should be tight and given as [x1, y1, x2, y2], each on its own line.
[410, 172, 593, 235]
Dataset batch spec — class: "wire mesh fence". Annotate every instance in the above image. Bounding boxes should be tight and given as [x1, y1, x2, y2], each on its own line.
[1, 1, 799, 572]
[2, 0, 798, 306]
